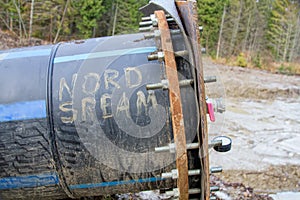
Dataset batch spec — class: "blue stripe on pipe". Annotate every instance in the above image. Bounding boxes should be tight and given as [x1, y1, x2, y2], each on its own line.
[54, 46, 157, 63]
[0, 173, 163, 190]
[0, 173, 59, 190]
[0, 49, 51, 61]
[0, 100, 46, 122]
[69, 177, 164, 190]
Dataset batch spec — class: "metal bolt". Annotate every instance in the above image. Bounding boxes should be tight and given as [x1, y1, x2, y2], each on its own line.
[204, 76, 217, 83]
[140, 15, 158, 27]
[186, 143, 200, 150]
[148, 50, 188, 61]
[146, 79, 169, 90]
[161, 172, 172, 179]
[179, 79, 194, 87]
[174, 50, 189, 57]
[146, 83, 164, 90]
[189, 188, 201, 195]
[162, 169, 178, 179]
[139, 26, 154, 32]
[188, 169, 201, 176]
[210, 167, 223, 174]
[166, 188, 179, 197]
[147, 79, 193, 91]
[141, 16, 151, 21]
[166, 188, 201, 197]
[144, 29, 181, 39]
[171, 29, 181, 35]
[208, 140, 222, 149]
[210, 186, 220, 192]
[155, 142, 199, 153]
[166, 17, 175, 22]
[147, 51, 164, 61]
[139, 21, 154, 27]
[155, 143, 175, 153]
[154, 146, 169, 153]
[142, 14, 172, 22]
[162, 169, 201, 179]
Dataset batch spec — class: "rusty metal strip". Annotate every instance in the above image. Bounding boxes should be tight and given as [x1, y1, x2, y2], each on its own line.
[154, 10, 189, 200]
[176, 1, 210, 200]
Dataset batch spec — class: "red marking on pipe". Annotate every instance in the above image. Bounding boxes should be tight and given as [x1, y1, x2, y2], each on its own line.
[206, 101, 215, 122]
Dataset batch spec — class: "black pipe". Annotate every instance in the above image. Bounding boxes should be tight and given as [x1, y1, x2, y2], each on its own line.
[0, 33, 198, 199]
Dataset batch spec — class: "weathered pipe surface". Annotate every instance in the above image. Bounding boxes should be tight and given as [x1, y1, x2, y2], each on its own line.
[0, 33, 199, 199]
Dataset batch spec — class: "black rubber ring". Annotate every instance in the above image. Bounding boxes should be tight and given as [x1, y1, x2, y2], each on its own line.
[213, 136, 232, 153]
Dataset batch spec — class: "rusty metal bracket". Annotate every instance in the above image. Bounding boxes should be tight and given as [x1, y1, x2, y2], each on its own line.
[155, 10, 189, 200]
[143, 1, 210, 199]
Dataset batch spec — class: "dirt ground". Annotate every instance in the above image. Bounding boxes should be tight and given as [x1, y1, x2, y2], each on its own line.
[205, 58, 300, 200]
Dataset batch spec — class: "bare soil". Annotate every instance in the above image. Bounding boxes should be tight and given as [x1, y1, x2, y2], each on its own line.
[205, 58, 300, 200]
[216, 165, 300, 194]
[0, 29, 45, 50]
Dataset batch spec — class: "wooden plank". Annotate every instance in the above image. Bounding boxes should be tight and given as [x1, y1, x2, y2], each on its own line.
[175, 1, 210, 200]
[154, 10, 189, 200]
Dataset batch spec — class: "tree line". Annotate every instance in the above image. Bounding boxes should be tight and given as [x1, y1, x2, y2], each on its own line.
[0, 0, 299, 64]
[0, 0, 147, 42]
[198, 0, 300, 64]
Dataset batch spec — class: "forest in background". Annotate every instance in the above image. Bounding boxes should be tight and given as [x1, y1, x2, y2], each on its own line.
[0, 0, 300, 73]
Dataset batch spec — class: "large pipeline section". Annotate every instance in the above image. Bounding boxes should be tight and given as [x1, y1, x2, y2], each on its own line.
[0, 31, 200, 200]
[0, 1, 225, 199]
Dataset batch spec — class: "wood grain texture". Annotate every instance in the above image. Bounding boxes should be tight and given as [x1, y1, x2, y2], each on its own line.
[155, 10, 189, 200]
[176, 1, 210, 200]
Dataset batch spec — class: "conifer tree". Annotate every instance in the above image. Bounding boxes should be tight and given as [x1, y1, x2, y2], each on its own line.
[73, 0, 104, 38]
[113, 0, 148, 34]
[198, 0, 227, 56]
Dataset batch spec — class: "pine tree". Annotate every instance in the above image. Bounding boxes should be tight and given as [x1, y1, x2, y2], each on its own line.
[113, 0, 148, 35]
[218, 0, 275, 60]
[98, 0, 116, 36]
[289, 12, 300, 62]
[198, 0, 228, 56]
[0, 0, 16, 32]
[249, 0, 273, 60]
[267, 0, 291, 61]
[73, 0, 104, 38]
[31, 0, 68, 41]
